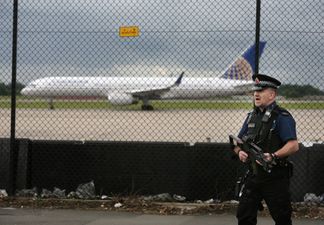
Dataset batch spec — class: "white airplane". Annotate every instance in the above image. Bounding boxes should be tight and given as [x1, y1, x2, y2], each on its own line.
[21, 41, 266, 110]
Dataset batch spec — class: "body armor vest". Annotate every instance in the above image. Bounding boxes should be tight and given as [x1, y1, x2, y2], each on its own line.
[243, 105, 284, 154]
[243, 105, 292, 176]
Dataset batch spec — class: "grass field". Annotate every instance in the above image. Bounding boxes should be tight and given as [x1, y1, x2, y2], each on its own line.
[1, 97, 324, 110]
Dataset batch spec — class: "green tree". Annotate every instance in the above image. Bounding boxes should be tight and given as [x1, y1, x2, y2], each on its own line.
[279, 84, 324, 98]
[0, 82, 9, 95]
[0, 82, 25, 96]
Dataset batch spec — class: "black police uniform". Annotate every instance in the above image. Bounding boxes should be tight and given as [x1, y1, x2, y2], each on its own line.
[236, 74, 297, 225]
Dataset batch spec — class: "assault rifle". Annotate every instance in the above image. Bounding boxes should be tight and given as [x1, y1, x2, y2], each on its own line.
[229, 135, 273, 173]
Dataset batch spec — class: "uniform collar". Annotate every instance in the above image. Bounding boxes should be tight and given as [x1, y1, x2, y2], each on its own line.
[255, 101, 277, 114]
[266, 101, 277, 111]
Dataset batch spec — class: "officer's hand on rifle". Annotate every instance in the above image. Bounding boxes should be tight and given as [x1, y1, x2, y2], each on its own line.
[255, 153, 277, 166]
[235, 146, 249, 163]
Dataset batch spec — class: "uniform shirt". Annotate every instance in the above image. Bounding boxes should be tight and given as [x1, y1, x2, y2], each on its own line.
[238, 102, 297, 144]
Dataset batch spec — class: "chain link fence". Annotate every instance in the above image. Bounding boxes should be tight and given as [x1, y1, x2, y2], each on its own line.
[0, 0, 323, 202]
[0, 0, 322, 143]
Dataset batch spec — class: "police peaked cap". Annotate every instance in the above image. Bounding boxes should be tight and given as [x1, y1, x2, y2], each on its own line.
[252, 74, 281, 91]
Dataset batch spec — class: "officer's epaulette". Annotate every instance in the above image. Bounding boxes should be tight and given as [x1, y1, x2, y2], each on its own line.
[247, 110, 256, 118]
[246, 110, 256, 123]
[276, 106, 291, 116]
[245, 109, 255, 117]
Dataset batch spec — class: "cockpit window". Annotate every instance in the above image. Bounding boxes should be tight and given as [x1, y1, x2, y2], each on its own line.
[27, 81, 37, 88]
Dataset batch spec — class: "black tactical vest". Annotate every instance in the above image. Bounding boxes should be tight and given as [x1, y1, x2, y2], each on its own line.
[243, 104, 292, 176]
[243, 105, 283, 153]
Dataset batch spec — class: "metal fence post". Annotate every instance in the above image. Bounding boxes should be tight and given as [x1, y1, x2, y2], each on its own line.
[254, 0, 261, 75]
[9, 0, 19, 196]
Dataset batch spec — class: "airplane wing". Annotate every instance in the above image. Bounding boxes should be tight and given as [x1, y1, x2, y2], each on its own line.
[126, 72, 184, 98]
[233, 82, 254, 92]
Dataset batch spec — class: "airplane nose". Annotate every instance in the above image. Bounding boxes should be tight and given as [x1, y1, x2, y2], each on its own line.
[21, 87, 29, 96]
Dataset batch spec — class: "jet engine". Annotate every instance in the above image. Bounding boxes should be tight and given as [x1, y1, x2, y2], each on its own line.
[108, 93, 138, 105]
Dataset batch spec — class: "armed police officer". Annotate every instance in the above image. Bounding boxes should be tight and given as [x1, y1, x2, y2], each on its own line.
[233, 74, 299, 225]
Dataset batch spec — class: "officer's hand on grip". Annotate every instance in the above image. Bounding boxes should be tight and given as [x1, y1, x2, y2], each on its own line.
[237, 148, 249, 162]
[256, 153, 277, 166]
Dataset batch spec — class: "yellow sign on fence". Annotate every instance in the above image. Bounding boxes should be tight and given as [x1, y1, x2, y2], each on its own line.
[119, 26, 140, 37]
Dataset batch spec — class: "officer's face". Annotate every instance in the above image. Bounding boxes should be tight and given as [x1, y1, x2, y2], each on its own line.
[254, 88, 276, 109]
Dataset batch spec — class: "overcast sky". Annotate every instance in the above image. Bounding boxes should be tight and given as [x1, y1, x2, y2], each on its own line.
[0, 0, 323, 89]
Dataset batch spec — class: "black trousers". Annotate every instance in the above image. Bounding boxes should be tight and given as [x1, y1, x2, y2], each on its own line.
[236, 175, 292, 225]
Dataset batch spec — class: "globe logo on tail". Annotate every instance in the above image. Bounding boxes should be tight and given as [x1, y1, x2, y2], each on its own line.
[223, 57, 253, 81]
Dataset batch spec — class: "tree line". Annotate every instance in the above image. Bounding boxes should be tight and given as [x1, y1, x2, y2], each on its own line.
[0, 82, 25, 96]
[278, 84, 324, 98]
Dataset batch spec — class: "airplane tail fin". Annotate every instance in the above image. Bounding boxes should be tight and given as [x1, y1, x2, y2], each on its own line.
[221, 41, 266, 81]
[174, 72, 184, 86]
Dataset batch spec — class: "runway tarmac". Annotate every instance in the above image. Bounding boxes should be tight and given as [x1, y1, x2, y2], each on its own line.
[0, 109, 323, 144]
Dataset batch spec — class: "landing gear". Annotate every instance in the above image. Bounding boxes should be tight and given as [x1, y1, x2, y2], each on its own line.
[48, 98, 55, 110]
[141, 104, 154, 110]
[141, 99, 154, 111]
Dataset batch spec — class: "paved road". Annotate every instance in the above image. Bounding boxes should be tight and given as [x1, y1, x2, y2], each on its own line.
[0, 208, 323, 225]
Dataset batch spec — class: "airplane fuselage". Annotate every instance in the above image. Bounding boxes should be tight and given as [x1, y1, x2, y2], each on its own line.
[21, 76, 253, 100]
[21, 42, 266, 109]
